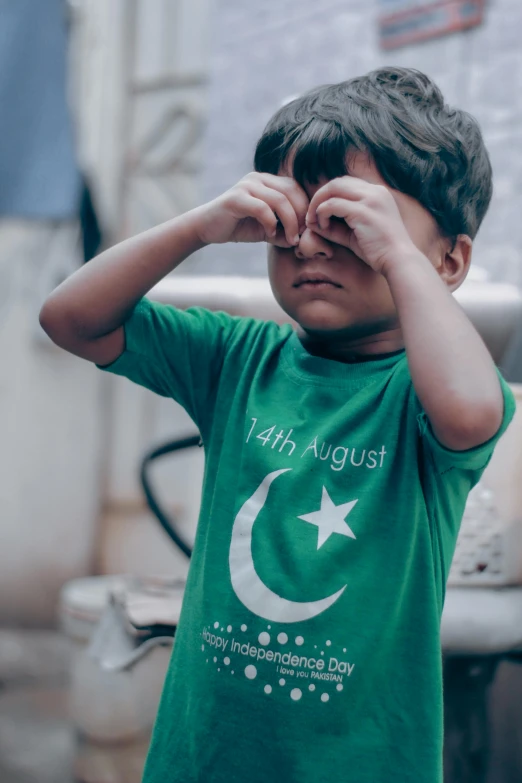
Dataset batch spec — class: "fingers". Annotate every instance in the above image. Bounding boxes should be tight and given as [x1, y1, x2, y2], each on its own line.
[247, 182, 301, 245]
[306, 176, 374, 226]
[236, 194, 279, 238]
[254, 173, 310, 232]
[228, 172, 311, 245]
[245, 173, 309, 243]
[314, 198, 367, 230]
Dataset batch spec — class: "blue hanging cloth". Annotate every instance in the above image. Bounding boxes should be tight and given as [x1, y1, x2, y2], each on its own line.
[0, 0, 82, 219]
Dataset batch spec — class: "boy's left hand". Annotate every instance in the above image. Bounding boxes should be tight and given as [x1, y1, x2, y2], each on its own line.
[305, 176, 420, 275]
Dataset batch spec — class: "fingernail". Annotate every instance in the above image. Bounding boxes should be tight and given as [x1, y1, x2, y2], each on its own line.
[293, 235, 300, 245]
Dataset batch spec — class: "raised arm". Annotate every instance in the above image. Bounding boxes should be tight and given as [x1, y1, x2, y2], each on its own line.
[306, 174, 504, 451]
[39, 209, 206, 366]
[40, 173, 308, 367]
[383, 252, 503, 450]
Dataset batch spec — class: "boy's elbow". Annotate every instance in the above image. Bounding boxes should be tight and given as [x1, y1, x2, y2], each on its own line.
[39, 296, 76, 348]
[430, 400, 503, 452]
[39, 298, 58, 340]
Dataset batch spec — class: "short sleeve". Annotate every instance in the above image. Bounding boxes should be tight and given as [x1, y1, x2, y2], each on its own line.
[417, 368, 517, 480]
[97, 298, 239, 435]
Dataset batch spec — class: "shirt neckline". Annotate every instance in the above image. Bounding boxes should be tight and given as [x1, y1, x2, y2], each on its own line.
[281, 331, 407, 386]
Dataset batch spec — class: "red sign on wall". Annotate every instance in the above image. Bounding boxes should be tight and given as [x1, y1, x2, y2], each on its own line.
[379, 0, 485, 50]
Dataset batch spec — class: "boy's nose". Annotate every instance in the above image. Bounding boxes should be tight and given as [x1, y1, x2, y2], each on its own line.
[294, 227, 334, 261]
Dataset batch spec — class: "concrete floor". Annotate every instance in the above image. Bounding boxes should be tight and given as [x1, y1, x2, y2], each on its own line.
[0, 686, 74, 783]
[0, 630, 74, 783]
[0, 629, 151, 783]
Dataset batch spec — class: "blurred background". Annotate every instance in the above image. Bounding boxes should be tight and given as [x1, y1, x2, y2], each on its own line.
[2, 0, 522, 781]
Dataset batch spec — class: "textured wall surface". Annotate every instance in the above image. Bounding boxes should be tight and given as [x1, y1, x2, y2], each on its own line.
[194, 0, 522, 287]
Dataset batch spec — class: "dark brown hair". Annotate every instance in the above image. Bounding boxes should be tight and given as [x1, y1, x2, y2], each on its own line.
[254, 67, 492, 240]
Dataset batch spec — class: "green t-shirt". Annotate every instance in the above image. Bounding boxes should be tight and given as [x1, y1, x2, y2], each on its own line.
[99, 298, 516, 783]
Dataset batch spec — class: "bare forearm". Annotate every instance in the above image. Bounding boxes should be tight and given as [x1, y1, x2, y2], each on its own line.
[40, 207, 206, 340]
[384, 253, 503, 448]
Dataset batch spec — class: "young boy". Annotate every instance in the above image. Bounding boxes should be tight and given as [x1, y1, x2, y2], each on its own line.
[41, 67, 516, 782]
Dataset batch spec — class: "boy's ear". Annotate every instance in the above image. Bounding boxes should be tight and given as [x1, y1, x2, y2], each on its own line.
[441, 234, 472, 291]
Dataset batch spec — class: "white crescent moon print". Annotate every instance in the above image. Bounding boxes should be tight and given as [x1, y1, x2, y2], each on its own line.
[229, 469, 348, 623]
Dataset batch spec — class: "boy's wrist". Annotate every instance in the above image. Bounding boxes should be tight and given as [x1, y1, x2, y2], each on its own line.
[171, 206, 211, 254]
[381, 247, 431, 280]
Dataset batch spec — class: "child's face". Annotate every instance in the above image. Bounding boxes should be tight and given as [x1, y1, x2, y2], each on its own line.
[268, 153, 449, 342]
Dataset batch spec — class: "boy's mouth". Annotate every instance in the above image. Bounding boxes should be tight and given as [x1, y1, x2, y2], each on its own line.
[293, 271, 342, 289]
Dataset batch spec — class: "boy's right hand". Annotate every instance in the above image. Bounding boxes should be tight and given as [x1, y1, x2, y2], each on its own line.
[195, 173, 309, 248]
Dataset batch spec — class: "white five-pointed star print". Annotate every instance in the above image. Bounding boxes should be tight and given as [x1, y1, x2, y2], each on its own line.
[298, 487, 358, 549]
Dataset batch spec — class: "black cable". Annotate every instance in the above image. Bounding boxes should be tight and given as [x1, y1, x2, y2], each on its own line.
[139, 434, 201, 558]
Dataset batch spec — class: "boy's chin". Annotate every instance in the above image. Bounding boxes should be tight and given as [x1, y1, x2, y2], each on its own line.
[295, 317, 355, 338]
[291, 306, 354, 336]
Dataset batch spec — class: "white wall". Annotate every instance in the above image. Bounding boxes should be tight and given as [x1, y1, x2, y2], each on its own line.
[0, 221, 103, 625]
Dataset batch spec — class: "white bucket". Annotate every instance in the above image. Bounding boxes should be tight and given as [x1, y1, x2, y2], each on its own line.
[59, 576, 183, 746]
